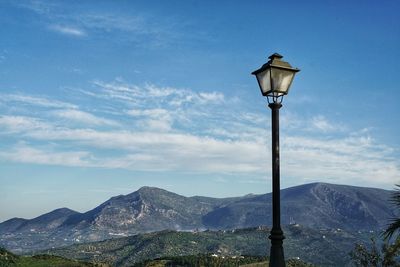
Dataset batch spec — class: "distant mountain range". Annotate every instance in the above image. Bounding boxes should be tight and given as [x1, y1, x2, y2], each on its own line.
[0, 182, 395, 254]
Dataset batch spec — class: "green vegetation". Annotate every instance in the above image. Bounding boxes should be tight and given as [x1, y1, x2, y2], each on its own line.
[132, 255, 314, 267]
[0, 247, 17, 266]
[286, 258, 315, 267]
[0, 247, 101, 267]
[133, 255, 268, 267]
[350, 237, 400, 267]
[46, 226, 370, 266]
[48, 228, 268, 266]
[350, 184, 400, 266]
[0, 247, 314, 267]
[384, 184, 400, 240]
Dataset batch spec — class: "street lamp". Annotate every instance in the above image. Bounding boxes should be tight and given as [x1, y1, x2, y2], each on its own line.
[252, 53, 299, 267]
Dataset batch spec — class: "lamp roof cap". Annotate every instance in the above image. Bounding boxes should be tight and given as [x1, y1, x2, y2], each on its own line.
[268, 53, 283, 60]
[251, 53, 299, 75]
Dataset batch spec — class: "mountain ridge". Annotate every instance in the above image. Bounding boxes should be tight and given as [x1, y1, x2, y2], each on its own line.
[0, 182, 390, 224]
[0, 182, 395, 254]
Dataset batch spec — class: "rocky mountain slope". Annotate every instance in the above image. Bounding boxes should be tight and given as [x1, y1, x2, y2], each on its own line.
[16, 208, 79, 232]
[203, 183, 394, 230]
[0, 183, 395, 253]
[61, 186, 218, 232]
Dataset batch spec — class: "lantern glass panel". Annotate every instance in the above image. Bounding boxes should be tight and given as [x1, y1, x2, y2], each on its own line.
[256, 68, 271, 95]
[270, 67, 295, 94]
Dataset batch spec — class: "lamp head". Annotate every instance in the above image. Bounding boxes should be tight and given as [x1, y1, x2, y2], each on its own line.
[252, 53, 300, 103]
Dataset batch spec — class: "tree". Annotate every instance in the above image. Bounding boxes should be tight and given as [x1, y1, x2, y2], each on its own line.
[384, 184, 400, 240]
[350, 238, 381, 267]
[350, 237, 400, 267]
[350, 184, 400, 266]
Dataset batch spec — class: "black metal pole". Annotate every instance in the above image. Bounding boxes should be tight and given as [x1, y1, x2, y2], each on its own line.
[268, 102, 285, 267]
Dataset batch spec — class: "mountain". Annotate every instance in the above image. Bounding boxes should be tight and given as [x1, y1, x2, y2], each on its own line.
[0, 218, 28, 233]
[203, 183, 395, 231]
[0, 183, 395, 254]
[14, 208, 79, 233]
[46, 225, 371, 267]
[0, 208, 79, 235]
[61, 186, 219, 232]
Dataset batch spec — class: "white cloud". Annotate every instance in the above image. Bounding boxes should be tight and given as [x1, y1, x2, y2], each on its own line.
[93, 80, 226, 108]
[139, 119, 172, 131]
[15, 1, 56, 16]
[0, 116, 50, 133]
[17, 2, 181, 46]
[70, 12, 183, 47]
[0, 119, 267, 173]
[49, 25, 86, 37]
[281, 113, 344, 133]
[127, 108, 169, 118]
[1, 93, 77, 109]
[0, 144, 92, 167]
[127, 108, 172, 131]
[0, 128, 266, 173]
[74, 13, 147, 34]
[53, 109, 119, 126]
[281, 135, 399, 188]
[1, 81, 399, 190]
[2, 116, 398, 187]
[311, 115, 343, 132]
[199, 92, 224, 103]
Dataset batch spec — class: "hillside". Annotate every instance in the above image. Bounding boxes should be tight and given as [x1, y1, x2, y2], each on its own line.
[0, 247, 100, 267]
[203, 183, 394, 230]
[0, 182, 394, 253]
[46, 225, 372, 267]
[133, 256, 314, 267]
[132, 255, 269, 267]
[15, 208, 80, 232]
[61, 186, 219, 232]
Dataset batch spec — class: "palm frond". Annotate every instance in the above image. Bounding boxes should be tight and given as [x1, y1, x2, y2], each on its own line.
[383, 219, 400, 240]
[390, 185, 400, 209]
[382, 185, 400, 240]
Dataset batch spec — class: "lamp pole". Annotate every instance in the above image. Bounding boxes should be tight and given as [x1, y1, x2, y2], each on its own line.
[269, 101, 285, 267]
[251, 53, 299, 267]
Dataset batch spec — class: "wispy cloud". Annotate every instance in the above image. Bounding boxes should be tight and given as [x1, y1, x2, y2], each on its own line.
[0, 93, 77, 109]
[0, 81, 399, 189]
[199, 92, 224, 103]
[0, 129, 266, 173]
[0, 115, 50, 133]
[127, 108, 172, 131]
[53, 109, 118, 126]
[49, 24, 86, 37]
[311, 115, 344, 132]
[282, 135, 399, 188]
[73, 13, 148, 34]
[127, 108, 170, 118]
[1, 119, 398, 186]
[92, 80, 226, 108]
[0, 143, 93, 167]
[15, 0, 56, 16]
[281, 112, 345, 134]
[0, 50, 7, 63]
[16, 2, 181, 45]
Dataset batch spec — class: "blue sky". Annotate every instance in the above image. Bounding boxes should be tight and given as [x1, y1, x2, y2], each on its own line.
[0, 0, 399, 221]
